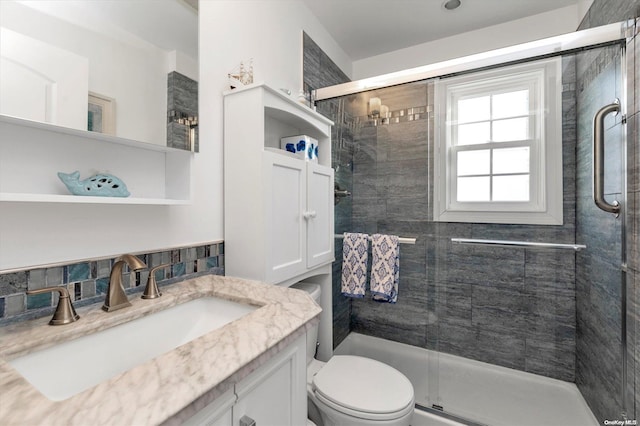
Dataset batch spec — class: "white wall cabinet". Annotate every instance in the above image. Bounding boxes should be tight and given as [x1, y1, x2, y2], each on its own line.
[184, 335, 306, 426]
[224, 83, 334, 284]
[263, 152, 334, 283]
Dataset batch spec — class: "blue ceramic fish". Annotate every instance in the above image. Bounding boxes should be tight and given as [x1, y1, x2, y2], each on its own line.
[57, 171, 130, 197]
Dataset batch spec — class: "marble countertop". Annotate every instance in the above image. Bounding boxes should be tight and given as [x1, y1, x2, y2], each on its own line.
[0, 275, 321, 425]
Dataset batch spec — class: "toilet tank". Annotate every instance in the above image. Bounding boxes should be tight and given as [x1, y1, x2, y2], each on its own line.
[290, 282, 321, 364]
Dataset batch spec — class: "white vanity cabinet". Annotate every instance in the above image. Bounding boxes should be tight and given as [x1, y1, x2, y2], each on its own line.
[224, 83, 334, 284]
[184, 335, 307, 426]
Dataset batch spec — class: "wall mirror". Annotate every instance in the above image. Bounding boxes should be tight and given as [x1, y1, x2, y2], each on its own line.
[0, 0, 199, 152]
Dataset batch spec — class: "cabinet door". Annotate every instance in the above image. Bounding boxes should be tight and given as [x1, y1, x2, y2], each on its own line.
[183, 388, 234, 426]
[263, 151, 306, 283]
[233, 335, 306, 426]
[306, 163, 334, 268]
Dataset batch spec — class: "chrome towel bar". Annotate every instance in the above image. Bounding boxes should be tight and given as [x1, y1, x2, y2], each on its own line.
[335, 234, 417, 245]
[451, 238, 586, 251]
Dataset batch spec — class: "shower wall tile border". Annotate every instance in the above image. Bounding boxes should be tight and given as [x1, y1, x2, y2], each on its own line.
[0, 242, 225, 325]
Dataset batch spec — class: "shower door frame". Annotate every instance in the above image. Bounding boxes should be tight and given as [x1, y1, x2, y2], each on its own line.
[313, 22, 630, 102]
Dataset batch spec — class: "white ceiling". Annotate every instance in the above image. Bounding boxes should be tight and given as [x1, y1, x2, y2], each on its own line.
[301, 0, 580, 61]
[19, 0, 583, 65]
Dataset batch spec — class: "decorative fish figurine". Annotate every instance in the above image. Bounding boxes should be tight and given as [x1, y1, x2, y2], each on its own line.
[57, 171, 130, 197]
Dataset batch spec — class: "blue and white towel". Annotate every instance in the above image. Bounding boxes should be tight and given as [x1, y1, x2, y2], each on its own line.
[341, 233, 369, 298]
[370, 234, 400, 303]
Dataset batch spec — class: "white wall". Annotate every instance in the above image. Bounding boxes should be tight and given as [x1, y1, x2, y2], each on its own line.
[352, 5, 586, 79]
[0, 0, 349, 270]
[199, 0, 350, 96]
[167, 50, 198, 81]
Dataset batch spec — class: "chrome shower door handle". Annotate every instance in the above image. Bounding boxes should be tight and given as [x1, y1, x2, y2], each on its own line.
[592, 99, 621, 217]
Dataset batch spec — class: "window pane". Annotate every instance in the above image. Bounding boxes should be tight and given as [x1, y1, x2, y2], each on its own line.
[493, 147, 530, 174]
[457, 176, 490, 201]
[493, 175, 530, 201]
[457, 150, 490, 176]
[457, 96, 490, 123]
[458, 122, 490, 145]
[492, 90, 529, 119]
[492, 117, 528, 142]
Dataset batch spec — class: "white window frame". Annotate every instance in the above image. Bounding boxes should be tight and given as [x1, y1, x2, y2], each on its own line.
[433, 58, 563, 225]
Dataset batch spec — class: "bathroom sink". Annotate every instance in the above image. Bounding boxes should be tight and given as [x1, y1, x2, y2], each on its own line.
[8, 297, 257, 401]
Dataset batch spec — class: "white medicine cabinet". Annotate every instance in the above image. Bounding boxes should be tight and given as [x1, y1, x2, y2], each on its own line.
[223, 83, 334, 284]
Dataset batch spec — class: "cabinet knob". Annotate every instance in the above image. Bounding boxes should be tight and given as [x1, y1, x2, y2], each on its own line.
[239, 415, 256, 426]
[303, 210, 317, 219]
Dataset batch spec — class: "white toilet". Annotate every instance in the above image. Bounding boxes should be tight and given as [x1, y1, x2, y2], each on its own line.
[292, 282, 415, 426]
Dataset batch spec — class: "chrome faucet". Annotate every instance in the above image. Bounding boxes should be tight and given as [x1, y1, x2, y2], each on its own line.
[102, 254, 147, 312]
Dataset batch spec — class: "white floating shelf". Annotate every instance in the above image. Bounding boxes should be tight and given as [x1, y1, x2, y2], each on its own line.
[0, 193, 189, 205]
[0, 115, 186, 153]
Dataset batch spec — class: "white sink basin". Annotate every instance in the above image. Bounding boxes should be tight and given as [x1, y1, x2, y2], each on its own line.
[9, 297, 257, 401]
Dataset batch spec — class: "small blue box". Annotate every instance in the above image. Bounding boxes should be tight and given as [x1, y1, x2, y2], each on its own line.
[280, 135, 318, 162]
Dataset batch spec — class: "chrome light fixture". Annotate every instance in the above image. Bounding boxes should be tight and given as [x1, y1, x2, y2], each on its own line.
[443, 0, 461, 10]
[368, 97, 390, 125]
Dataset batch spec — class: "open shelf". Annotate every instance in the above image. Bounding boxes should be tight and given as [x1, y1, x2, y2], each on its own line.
[0, 115, 192, 205]
[0, 192, 189, 205]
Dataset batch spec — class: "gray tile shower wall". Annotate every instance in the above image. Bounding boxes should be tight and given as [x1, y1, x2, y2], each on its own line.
[0, 242, 224, 325]
[578, 0, 640, 30]
[345, 71, 578, 382]
[167, 71, 199, 151]
[306, 37, 579, 382]
[303, 32, 353, 348]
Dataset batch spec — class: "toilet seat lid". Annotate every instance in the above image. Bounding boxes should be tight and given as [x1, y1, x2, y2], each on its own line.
[312, 355, 414, 416]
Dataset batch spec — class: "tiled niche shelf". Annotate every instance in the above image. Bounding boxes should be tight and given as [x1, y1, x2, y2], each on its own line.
[0, 115, 192, 205]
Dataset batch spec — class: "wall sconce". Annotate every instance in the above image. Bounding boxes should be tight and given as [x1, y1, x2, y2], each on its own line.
[369, 97, 381, 117]
[369, 97, 390, 125]
[380, 105, 389, 123]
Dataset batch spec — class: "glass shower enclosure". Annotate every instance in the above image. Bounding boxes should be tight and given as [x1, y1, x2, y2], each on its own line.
[316, 21, 636, 425]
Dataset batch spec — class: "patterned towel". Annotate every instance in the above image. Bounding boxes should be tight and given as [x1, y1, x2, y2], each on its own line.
[370, 234, 400, 303]
[341, 233, 369, 298]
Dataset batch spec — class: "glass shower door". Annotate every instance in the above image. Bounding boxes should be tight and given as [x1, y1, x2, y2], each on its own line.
[428, 42, 628, 425]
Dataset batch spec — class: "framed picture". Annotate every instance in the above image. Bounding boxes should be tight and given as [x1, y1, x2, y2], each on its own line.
[88, 92, 115, 135]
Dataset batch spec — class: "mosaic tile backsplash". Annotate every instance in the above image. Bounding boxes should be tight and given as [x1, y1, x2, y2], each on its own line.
[0, 242, 224, 324]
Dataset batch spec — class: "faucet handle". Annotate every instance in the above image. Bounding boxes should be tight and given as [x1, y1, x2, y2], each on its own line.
[142, 264, 169, 299]
[27, 286, 80, 325]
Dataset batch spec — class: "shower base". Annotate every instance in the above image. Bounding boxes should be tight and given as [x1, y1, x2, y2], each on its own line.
[333, 333, 598, 426]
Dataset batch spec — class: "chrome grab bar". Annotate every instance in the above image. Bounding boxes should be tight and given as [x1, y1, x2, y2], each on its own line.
[335, 234, 417, 245]
[593, 99, 621, 216]
[451, 238, 586, 251]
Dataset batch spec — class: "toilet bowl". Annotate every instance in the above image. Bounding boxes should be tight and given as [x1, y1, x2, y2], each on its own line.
[292, 282, 415, 426]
